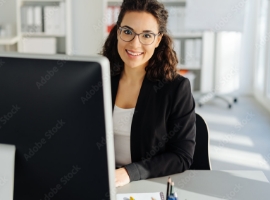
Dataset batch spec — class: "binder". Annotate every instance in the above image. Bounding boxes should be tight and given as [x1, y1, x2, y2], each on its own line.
[26, 6, 34, 32]
[176, 6, 186, 33]
[44, 6, 57, 34]
[166, 6, 177, 35]
[21, 6, 28, 33]
[113, 6, 120, 24]
[185, 39, 195, 67]
[173, 39, 181, 68]
[53, 6, 61, 34]
[44, 6, 52, 34]
[60, 2, 66, 35]
[34, 6, 42, 33]
[194, 39, 202, 68]
[107, 6, 114, 33]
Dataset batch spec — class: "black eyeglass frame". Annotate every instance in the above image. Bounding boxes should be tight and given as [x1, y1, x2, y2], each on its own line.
[118, 26, 161, 45]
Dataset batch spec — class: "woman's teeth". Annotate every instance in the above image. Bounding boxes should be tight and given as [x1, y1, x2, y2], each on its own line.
[126, 50, 143, 56]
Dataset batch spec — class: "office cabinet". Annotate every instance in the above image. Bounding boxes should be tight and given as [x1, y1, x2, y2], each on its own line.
[16, 0, 72, 54]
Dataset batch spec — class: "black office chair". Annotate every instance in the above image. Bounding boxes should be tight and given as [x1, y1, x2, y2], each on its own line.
[190, 113, 212, 170]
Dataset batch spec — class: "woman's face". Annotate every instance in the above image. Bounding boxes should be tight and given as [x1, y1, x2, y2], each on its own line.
[117, 11, 162, 71]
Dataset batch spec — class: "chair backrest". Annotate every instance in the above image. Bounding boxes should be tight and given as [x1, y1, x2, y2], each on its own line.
[190, 113, 211, 170]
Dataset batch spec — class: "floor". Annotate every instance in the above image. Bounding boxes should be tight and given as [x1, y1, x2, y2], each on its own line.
[195, 95, 270, 181]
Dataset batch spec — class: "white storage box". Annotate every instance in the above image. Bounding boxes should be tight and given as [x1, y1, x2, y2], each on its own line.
[21, 37, 56, 54]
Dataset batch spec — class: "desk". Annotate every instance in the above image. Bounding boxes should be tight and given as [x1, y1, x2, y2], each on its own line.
[117, 170, 270, 200]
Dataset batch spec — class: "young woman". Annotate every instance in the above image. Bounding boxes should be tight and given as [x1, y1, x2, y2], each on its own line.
[101, 0, 196, 187]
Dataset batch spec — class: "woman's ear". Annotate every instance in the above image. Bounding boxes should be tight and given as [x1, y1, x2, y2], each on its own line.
[117, 28, 121, 40]
[155, 34, 163, 48]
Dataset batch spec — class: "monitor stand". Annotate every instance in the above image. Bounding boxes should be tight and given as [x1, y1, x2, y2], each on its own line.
[0, 144, 15, 200]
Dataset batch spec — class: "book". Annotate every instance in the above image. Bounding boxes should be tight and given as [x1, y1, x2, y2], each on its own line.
[117, 192, 165, 200]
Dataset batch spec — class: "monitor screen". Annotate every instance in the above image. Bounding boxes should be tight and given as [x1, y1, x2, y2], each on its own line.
[0, 53, 115, 200]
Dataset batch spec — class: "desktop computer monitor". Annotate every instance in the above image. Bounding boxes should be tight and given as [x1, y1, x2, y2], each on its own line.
[0, 53, 115, 200]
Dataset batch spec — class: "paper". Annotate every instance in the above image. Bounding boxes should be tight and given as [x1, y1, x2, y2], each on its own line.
[117, 192, 164, 200]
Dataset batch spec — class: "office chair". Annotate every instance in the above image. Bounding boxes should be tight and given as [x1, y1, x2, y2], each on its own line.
[190, 113, 212, 170]
[197, 93, 238, 109]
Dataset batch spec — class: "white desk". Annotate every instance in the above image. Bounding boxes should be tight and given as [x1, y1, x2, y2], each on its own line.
[117, 170, 270, 200]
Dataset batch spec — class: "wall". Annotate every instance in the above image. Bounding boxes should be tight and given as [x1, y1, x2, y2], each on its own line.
[71, 0, 106, 56]
[0, 0, 17, 51]
[0, 0, 17, 35]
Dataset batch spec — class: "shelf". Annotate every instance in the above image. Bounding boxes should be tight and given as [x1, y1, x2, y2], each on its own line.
[171, 32, 203, 38]
[107, 0, 186, 2]
[107, 0, 186, 6]
[17, 0, 72, 55]
[0, 36, 20, 45]
[21, 33, 66, 37]
[107, 0, 123, 2]
[177, 64, 201, 70]
[161, 1, 186, 6]
[20, 0, 64, 2]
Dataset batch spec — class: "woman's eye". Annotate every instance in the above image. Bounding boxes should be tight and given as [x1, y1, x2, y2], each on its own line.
[143, 33, 153, 38]
[123, 29, 133, 35]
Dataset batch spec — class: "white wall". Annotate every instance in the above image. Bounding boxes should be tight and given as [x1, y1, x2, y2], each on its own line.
[0, 0, 17, 35]
[0, 0, 17, 51]
[71, 0, 106, 56]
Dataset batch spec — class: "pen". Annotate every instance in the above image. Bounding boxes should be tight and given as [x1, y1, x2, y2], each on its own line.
[170, 181, 174, 196]
[166, 177, 171, 200]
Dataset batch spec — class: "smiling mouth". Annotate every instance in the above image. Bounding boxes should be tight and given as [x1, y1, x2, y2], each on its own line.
[126, 50, 144, 56]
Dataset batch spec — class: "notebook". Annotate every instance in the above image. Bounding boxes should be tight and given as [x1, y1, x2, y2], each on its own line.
[117, 192, 165, 200]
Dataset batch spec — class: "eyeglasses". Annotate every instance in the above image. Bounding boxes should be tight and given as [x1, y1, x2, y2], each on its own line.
[118, 26, 160, 45]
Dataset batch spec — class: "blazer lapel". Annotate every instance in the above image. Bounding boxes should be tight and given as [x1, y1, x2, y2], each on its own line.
[110, 74, 121, 112]
[130, 75, 153, 162]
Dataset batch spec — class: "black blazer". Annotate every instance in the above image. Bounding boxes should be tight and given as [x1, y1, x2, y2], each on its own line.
[111, 73, 196, 182]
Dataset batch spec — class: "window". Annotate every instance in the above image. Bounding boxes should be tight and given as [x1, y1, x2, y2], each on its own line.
[255, 0, 269, 91]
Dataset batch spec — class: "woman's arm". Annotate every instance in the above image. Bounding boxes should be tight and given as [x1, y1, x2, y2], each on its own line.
[124, 78, 196, 181]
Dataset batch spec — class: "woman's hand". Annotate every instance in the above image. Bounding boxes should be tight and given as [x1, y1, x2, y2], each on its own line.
[115, 168, 130, 187]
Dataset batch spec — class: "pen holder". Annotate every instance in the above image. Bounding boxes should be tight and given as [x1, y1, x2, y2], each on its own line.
[168, 195, 177, 200]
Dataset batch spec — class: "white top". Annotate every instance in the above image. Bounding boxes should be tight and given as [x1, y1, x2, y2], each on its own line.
[113, 104, 135, 167]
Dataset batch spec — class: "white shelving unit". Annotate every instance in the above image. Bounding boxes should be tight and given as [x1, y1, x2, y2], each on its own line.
[162, 0, 214, 93]
[106, 0, 214, 92]
[16, 0, 72, 55]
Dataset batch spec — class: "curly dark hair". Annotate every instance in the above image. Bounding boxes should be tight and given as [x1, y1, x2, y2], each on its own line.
[101, 0, 178, 82]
